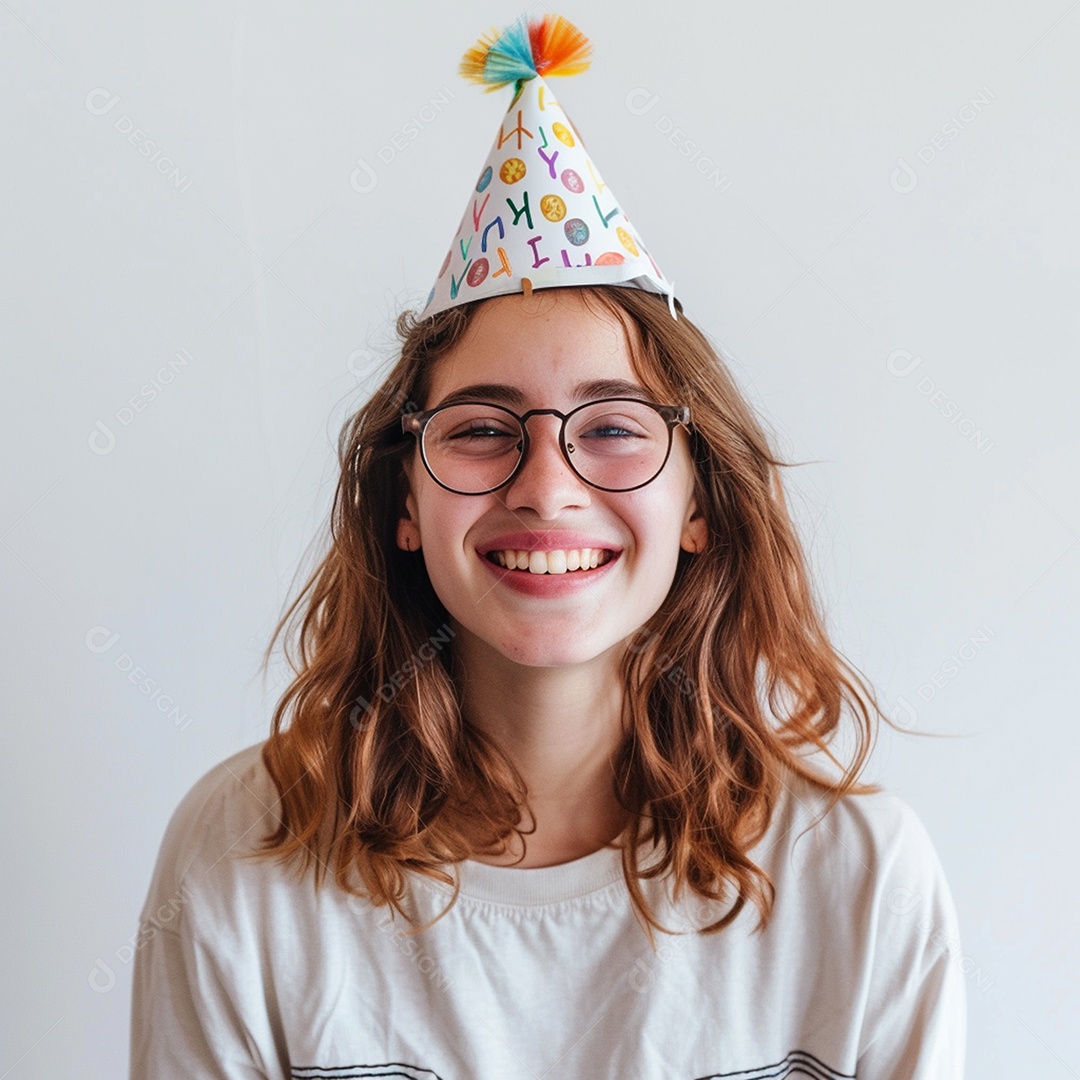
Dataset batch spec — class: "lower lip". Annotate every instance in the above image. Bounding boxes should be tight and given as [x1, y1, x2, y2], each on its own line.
[478, 550, 621, 596]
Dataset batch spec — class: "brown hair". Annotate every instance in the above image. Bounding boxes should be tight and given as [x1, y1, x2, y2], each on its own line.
[248, 284, 915, 947]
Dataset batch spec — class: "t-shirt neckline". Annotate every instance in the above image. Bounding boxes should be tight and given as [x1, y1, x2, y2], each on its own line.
[408, 829, 667, 907]
[450, 841, 628, 905]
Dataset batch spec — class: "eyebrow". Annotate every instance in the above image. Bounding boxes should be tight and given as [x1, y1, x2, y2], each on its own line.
[431, 378, 651, 411]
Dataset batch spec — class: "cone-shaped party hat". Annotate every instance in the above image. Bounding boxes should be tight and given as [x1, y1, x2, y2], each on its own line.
[421, 14, 676, 319]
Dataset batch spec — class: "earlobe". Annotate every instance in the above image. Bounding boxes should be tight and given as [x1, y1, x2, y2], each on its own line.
[398, 489, 422, 553]
[680, 530, 706, 554]
[680, 498, 707, 555]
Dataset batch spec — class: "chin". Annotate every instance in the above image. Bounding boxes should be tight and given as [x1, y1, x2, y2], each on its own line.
[488, 630, 619, 670]
[501, 648, 599, 669]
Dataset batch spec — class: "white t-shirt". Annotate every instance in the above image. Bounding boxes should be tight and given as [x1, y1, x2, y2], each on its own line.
[130, 741, 967, 1078]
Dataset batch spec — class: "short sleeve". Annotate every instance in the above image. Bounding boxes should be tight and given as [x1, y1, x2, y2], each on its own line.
[130, 920, 268, 1079]
[855, 798, 967, 1078]
[129, 746, 274, 1079]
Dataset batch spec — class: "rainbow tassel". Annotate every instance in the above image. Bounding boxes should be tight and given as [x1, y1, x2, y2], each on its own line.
[459, 13, 592, 92]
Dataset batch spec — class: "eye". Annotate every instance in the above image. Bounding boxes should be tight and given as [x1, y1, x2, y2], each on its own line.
[448, 423, 518, 441]
[578, 414, 650, 440]
[582, 423, 641, 438]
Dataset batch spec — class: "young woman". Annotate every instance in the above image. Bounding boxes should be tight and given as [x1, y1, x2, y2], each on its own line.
[131, 14, 965, 1080]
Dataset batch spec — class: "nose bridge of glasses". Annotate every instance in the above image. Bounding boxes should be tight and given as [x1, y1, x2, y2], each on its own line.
[519, 407, 567, 427]
[515, 408, 566, 445]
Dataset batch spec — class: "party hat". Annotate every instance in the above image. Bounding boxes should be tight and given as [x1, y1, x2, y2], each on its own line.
[421, 13, 676, 319]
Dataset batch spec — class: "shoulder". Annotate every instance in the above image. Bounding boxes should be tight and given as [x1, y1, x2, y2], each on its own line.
[137, 740, 279, 923]
[766, 769, 962, 959]
[773, 768, 949, 879]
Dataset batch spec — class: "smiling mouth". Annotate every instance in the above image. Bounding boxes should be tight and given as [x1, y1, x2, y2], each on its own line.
[485, 549, 617, 575]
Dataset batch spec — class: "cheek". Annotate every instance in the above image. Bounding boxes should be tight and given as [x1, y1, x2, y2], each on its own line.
[623, 482, 690, 537]
[418, 500, 463, 553]
[413, 488, 484, 566]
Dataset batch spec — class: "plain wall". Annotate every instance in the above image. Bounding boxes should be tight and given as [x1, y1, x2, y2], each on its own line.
[2, 0, 1077, 1074]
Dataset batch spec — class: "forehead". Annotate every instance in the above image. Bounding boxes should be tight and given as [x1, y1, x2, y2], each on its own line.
[425, 290, 646, 409]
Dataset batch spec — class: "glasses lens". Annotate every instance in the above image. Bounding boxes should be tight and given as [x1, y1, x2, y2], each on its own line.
[423, 404, 524, 493]
[422, 400, 671, 493]
[564, 400, 670, 490]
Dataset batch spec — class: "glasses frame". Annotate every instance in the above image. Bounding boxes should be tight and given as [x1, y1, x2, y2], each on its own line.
[400, 396, 692, 496]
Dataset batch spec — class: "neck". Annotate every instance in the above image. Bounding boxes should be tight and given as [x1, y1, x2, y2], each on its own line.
[452, 629, 632, 868]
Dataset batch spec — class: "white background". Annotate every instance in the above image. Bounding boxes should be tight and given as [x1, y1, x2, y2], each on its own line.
[3, 0, 1078, 1075]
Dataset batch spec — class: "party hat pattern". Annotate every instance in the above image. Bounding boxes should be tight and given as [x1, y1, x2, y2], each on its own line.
[422, 14, 675, 318]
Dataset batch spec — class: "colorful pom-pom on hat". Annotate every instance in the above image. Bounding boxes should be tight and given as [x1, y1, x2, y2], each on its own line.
[421, 13, 677, 319]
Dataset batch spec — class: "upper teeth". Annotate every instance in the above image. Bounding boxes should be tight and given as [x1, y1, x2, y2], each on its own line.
[489, 548, 613, 574]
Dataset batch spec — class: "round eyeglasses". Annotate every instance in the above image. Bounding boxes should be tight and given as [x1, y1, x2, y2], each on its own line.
[400, 397, 692, 495]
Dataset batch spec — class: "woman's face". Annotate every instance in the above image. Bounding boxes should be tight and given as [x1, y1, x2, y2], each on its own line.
[400, 288, 706, 669]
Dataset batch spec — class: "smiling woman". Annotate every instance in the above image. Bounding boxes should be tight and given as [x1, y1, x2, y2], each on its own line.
[130, 11, 966, 1080]
[394, 289, 706, 676]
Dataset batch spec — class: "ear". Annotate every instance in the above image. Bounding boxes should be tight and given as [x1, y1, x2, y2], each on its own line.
[680, 490, 708, 554]
[397, 460, 422, 552]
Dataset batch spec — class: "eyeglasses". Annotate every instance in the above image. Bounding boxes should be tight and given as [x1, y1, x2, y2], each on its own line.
[401, 397, 691, 495]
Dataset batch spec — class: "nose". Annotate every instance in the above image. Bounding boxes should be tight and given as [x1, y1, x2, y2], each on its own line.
[500, 413, 591, 516]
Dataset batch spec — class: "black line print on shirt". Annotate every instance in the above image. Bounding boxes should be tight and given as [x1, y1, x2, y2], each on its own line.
[292, 1065, 444, 1079]
[693, 1047, 854, 1078]
[292, 1066, 444, 1079]
[291, 1047, 852, 1080]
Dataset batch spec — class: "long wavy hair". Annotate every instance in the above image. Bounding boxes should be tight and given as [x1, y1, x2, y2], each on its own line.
[247, 284, 914, 948]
